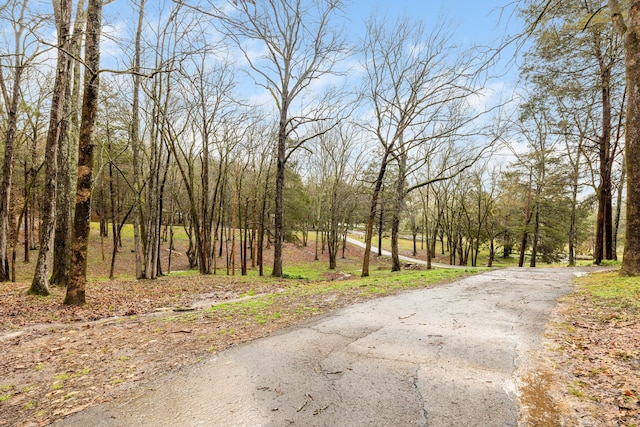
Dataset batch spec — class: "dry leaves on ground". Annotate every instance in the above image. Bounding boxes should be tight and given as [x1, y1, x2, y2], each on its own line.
[0, 247, 417, 427]
[546, 291, 640, 426]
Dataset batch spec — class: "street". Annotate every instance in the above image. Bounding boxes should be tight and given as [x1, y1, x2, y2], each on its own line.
[56, 268, 589, 426]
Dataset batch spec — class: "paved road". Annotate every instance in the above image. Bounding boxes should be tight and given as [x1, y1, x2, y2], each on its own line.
[56, 268, 592, 427]
[345, 236, 458, 269]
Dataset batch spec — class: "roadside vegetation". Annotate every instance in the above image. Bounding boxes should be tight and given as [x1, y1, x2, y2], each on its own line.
[546, 270, 640, 426]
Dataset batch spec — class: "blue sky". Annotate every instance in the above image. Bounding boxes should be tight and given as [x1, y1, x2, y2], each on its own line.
[344, 0, 522, 47]
[100, 0, 522, 53]
[96, 0, 524, 107]
[99, 0, 523, 69]
[338, 0, 525, 83]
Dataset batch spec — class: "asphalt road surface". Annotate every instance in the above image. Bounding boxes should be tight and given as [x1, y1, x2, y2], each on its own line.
[344, 237, 457, 269]
[55, 267, 592, 427]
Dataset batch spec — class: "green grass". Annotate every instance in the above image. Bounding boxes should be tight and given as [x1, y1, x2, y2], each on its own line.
[280, 262, 352, 281]
[51, 368, 92, 390]
[202, 267, 473, 324]
[206, 294, 275, 315]
[0, 385, 15, 402]
[574, 270, 640, 324]
[576, 271, 640, 310]
[568, 380, 587, 397]
[157, 267, 478, 328]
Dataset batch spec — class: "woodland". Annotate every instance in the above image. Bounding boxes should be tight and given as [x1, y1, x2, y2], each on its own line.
[0, 0, 638, 305]
[0, 1, 640, 425]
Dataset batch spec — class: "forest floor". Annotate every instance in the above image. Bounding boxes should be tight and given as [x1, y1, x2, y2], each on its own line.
[0, 235, 638, 426]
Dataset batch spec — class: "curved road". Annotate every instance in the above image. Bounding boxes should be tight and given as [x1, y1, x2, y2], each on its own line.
[56, 267, 594, 426]
[345, 236, 459, 269]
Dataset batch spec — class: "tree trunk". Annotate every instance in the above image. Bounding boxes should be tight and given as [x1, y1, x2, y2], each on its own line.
[412, 225, 418, 257]
[612, 92, 627, 261]
[530, 203, 540, 268]
[154, 151, 170, 277]
[391, 151, 407, 272]
[613, 155, 625, 260]
[314, 226, 319, 261]
[272, 98, 288, 277]
[131, 0, 145, 279]
[488, 238, 494, 268]
[327, 179, 342, 271]
[362, 150, 391, 277]
[568, 204, 577, 267]
[423, 191, 432, 270]
[567, 139, 583, 267]
[242, 197, 249, 275]
[23, 162, 29, 263]
[65, 0, 103, 306]
[594, 183, 606, 264]
[0, 62, 25, 282]
[377, 201, 384, 256]
[341, 227, 347, 259]
[30, 0, 72, 295]
[49, 94, 72, 286]
[610, 0, 640, 275]
[107, 126, 118, 279]
[50, 0, 85, 287]
[594, 47, 615, 263]
[328, 226, 337, 270]
[518, 173, 533, 268]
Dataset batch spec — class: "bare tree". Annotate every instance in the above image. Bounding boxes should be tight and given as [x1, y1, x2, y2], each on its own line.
[359, 14, 493, 274]
[50, 0, 86, 287]
[16, 70, 48, 269]
[130, 0, 145, 279]
[0, 0, 42, 282]
[310, 123, 362, 270]
[137, 1, 196, 279]
[29, 0, 73, 295]
[212, 0, 349, 277]
[170, 44, 239, 275]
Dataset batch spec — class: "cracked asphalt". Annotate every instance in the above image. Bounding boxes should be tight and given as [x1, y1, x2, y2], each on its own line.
[55, 267, 593, 426]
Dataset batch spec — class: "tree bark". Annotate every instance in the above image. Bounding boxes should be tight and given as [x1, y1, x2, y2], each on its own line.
[391, 150, 407, 272]
[131, 0, 145, 279]
[518, 174, 533, 268]
[530, 203, 540, 268]
[377, 201, 383, 256]
[613, 155, 625, 260]
[362, 150, 391, 277]
[23, 162, 29, 263]
[610, 0, 640, 275]
[50, 0, 84, 286]
[0, 1, 29, 282]
[272, 98, 288, 277]
[30, 0, 72, 295]
[65, 0, 103, 305]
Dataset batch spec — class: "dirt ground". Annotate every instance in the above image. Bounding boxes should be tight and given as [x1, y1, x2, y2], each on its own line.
[0, 240, 638, 426]
[0, 241, 402, 426]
